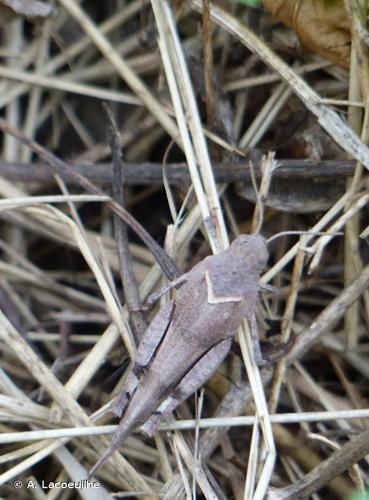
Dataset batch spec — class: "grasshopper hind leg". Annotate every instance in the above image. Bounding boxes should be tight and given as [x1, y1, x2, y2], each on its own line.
[141, 338, 232, 436]
[111, 301, 175, 418]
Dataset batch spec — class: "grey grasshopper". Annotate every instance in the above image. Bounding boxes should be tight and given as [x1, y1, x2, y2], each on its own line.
[89, 234, 269, 476]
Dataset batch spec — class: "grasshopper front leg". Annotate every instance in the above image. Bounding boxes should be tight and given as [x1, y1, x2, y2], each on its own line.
[143, 274, 188, 308]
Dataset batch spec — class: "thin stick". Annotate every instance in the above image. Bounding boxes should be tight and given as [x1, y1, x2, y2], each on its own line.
[152, 0, 228, 252]
[106, 108, 147, 339]
[270, 427, 369, 499]
[287, 260, 369, 364]
[0, 65, 142, 106]
[202, 0, 216, 130]
[269, 235, 308, 413]
[0, 158, 357, 185]
[344, 9, 365, 349]
[4, 408, 369, 443]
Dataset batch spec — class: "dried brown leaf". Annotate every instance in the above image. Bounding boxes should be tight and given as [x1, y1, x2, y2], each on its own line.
[263, 0, 351, 68]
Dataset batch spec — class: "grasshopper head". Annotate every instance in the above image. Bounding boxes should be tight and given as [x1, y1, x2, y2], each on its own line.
[231, 234, 268, 270]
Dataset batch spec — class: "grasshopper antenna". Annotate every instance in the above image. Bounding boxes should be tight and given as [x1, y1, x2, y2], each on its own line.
[266, 231, 343, 245]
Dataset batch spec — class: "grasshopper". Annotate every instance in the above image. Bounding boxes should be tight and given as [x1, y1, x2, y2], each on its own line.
[89, 234, 269, 476]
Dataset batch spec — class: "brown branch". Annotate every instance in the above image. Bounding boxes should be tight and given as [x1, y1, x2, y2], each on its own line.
[269, 428, 369, 499]
[107, 110, 147, 340]
[0, 158, 358, 185]
[203, 0, 216, 130]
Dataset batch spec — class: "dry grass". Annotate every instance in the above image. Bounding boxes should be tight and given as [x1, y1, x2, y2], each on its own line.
[0, 1, 368, 499]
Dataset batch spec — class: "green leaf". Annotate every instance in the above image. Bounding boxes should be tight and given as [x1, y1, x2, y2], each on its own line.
[237, 0, 260, 6]
[348, 492, 369, 500]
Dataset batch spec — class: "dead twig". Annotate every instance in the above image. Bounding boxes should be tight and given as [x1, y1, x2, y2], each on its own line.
[106, 109, 147, 340]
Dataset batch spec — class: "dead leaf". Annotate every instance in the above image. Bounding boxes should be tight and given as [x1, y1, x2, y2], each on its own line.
[0, 0, 55, 25]
[263, 0, 351, 68]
